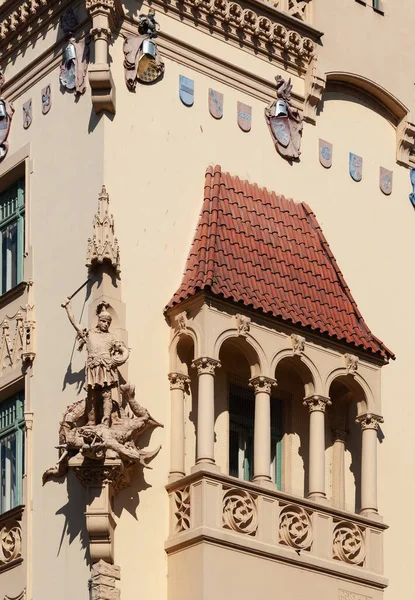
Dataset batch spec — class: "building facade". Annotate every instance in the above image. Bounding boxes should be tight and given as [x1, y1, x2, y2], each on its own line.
[0, 0, 413, 599]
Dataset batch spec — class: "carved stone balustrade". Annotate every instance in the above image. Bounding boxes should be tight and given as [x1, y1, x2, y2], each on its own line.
[166, 471, 387, 592]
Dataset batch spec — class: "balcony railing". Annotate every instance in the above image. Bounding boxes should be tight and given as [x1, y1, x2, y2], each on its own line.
[166, 470, 387, 589]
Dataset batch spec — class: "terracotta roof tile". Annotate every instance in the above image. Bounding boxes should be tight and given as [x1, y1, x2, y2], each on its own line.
[167, 166, 394, 361]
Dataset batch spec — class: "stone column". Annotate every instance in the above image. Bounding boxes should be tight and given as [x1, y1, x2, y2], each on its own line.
[192, 358, 221, 467]
[356, 413, 383, 516]
[250, 376, 277, 484]
[168, 373, 190, 481]
[332, 429, 347, 509]
[303, 395, 331, 502]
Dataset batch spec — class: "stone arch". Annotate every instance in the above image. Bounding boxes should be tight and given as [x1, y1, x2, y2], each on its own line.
[213, 329, 266, 378]
[325, 71, 413, 167]
[324, 368, 374, 415]
[169, 332, 196, 374]
[271, 349, 321, 397]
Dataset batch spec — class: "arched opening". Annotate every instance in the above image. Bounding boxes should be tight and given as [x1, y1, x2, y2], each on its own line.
[273, 356, 316, 498]
[217, 337, 261, 480]
[328, 375, 367, 513]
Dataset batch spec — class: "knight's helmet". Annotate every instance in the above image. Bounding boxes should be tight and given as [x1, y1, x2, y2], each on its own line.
[275, 99, 288, 118]
[64, 42, 76, 65]
[142, 39, 157, 58]
[0, 100, 6, 120]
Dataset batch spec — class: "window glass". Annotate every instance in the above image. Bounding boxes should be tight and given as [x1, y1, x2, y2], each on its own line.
[0, 179, 25, 295]
[0, 393, 24, 514]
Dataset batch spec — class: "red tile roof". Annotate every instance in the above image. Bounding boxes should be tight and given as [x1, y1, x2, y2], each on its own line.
[167, 165, 394, 361]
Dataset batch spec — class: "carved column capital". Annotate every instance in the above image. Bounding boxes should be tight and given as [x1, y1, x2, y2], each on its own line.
[168, 372, 190, 391]
[90, 26, 112, 42]
[249, 376, 277, 395]
[356, 413, 384, 431]
[303, 395, 332, 413]
[332, 428, 347, 443]
[192, 357, 221, 376]
[85, 0, 118, 29]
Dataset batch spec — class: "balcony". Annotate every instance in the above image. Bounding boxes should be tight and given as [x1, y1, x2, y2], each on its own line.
[166, 470, 387, 593]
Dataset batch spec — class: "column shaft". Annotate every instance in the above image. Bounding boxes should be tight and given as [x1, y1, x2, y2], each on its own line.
[168, 373, 189, 480]
[193, 358, 220, 466]
[304, 395, 331, 501]
[357, 413, 383, 515]
[250, 377, 277, 484]
[332, 430, 347, 509]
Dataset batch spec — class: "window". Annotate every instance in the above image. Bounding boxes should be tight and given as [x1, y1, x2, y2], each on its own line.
[228, 380, 284, 488]
[0, 392, 24, 514]
[0, 179, 25, 295]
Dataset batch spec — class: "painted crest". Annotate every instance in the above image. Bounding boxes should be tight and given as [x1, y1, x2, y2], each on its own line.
[237, 102, 251, 132]
[319, 139, 332, 168]
[270, 117, 290, 147]
[265, 76, 303, 160]
[349, 153, 363, 182]
[209, 89, 223, 120]
[23, 99, 32, 129]
[42, 85, 51, 115]
[379, 167, 392, 195]
[179, 76, 194, 107]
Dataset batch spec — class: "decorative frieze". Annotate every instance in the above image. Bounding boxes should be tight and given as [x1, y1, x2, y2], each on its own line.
[86, 186, 121, 274]
[333, 521, 365, 566]
[279, 504, 312, 550]
[174, 486, 191, 533]
[222, 488, 258, 535]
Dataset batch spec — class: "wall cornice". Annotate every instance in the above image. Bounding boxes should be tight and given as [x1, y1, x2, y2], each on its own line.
[147, 0, 321, 75]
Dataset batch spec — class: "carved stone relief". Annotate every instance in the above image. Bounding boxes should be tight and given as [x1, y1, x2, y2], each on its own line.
[287, 0, 311, 21]
[333, 521, 365, 566]
[174, 311, 189, 336]
[86, 186, 121, 274]
[222, 488, 258, 535]
[0, 71, 14, 163]
[174, 486, 191, 533]
[0, 514, 22, 572]
[0, 299, 36, 369]
[234, 314, 251, 337]
[344, 353, 359, 375]
[279, 504, 313, 550]
[59, 9, 90, 96]
[265, 76, 303, 160]
[290, 333, 305, 355]
[123, 9, 165, 90]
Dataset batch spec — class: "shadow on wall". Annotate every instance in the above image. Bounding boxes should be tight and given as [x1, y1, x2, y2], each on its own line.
[56, 470, 91, 565]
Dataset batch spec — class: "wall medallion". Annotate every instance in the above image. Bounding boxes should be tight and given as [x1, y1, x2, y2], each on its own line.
[237, 102, 252, 132]
[222, 488, 258, 535]
[379, 167, 392, 195]
[42, 85, 52, 115]
[179, 76, 194, 107]
[209, 89, 223, 119]
[319, 139, 332, 168]
[333, 521, 365, 566]
[349, 153, 363, 182]
[23, 99, 32, 129]
[279, 504, 313, 550]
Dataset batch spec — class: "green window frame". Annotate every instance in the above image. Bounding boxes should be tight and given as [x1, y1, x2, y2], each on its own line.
[0, 392, 25, 514]
[0, 178, 25, 295]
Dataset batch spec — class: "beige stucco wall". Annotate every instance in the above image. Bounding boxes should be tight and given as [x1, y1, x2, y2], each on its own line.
[0, 0, 414, 598]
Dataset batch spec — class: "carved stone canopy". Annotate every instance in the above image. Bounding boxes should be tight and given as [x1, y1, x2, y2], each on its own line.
[86, 186, 121, 274]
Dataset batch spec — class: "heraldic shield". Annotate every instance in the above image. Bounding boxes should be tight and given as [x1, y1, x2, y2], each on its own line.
[265, 76, 303, 160]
